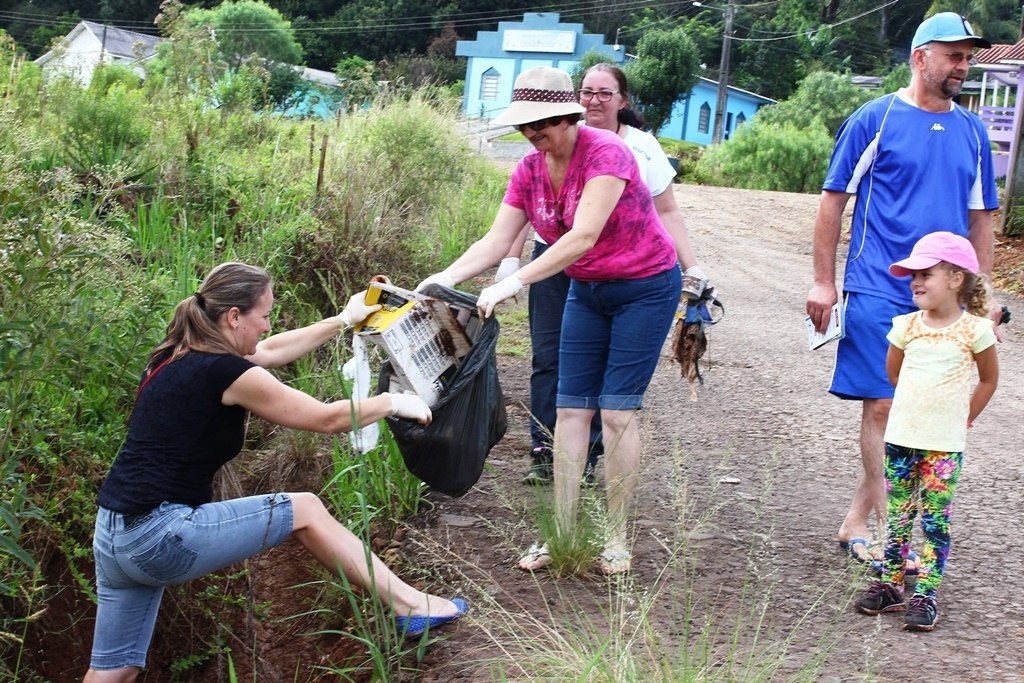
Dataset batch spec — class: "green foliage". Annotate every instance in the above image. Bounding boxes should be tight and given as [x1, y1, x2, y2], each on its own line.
[627, 29, 700, 135]
[186, 0, 302, 69]
[57, 73, 151, 174]
[754, 70, 872, 138]
[881, 63, 912, 94]
[290, 93, 504, 303]
[335, 55, 380, 108]
[658, 137, 703, 182]
[568, 49, 615, 88]
[0, 39, 508, 674]
[695, 120, 834, 193]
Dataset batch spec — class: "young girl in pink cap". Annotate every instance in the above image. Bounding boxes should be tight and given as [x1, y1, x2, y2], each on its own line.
[854, 231, 998, 631]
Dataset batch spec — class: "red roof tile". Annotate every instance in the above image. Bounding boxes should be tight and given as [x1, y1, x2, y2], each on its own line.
[976, 39, 1024, 65]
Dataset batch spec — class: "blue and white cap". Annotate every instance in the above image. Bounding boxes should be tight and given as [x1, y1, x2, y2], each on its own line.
[911, 12, 990, 50]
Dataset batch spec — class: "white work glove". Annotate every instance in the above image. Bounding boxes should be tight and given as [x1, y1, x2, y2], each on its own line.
[476, 275, 523, 318]
[494, 257, 521, 283]
[680, 265, 709, 300]
[339, 291, 381, 327]
[415, 272, 456, 292]
[388, 392, 432, 424]
[684, 265, 708, 282]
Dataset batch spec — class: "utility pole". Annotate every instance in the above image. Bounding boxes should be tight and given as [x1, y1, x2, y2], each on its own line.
[712, 0, 735, 144]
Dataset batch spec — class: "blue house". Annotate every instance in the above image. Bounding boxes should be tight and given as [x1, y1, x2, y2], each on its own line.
[456, 12, 623, 120]
[661, 78, 775, 145]
[456, 12, 775, 144]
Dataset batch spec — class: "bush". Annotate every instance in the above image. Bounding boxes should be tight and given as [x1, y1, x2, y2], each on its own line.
[754, 70, 871, 138]
[695, 120, 833, 193]
[289, 92, 505, 304]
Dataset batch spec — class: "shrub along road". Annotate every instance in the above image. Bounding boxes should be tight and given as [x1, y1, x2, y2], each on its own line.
[408, 183, 1024, 681]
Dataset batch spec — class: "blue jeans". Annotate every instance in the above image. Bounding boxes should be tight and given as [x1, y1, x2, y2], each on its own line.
[90, 495, 293, 670]
[558, 266, 681, 410]
[528, 241, 602, 454]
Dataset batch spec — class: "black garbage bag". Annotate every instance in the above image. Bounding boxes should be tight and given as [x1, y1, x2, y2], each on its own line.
[377, 284, 507, 497]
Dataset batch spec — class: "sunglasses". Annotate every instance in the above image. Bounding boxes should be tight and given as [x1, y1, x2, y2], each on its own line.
[515, 116, 565, 133]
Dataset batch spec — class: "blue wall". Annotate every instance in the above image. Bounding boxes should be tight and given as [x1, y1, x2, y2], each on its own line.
[661, 78, 773, 145]
[458, 13, 774, 144]
[457, 12, 623, 120]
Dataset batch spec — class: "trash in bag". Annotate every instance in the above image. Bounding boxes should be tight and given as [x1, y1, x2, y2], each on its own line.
[378, 283, 507, 497]
[670, 284, 724, 401]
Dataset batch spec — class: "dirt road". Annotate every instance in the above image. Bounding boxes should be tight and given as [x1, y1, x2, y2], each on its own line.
[411, 183, 1024, 681]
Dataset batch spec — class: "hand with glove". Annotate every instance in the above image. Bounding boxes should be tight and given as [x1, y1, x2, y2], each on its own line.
[387, 392, 432, 424]
[476, 275, 523, 318]
[494, 257, 521, 283]
[680, 265, 709, 300]
[338, 290, 381, 328]
[684, 265, 708, 282]
[415, 272, 456, 293]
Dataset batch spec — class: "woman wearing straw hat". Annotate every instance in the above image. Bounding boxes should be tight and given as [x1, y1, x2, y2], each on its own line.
[418, 66, 681, 574]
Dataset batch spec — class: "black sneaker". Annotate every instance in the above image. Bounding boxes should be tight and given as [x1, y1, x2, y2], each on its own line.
[522, 447, 553, 485]
[854, 581, 905, 615]
[904, 594, 938, 631]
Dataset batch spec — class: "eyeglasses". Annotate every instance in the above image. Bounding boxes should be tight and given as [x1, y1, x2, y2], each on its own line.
[515, 116, 565, 133]
[579, 89, 619, 103]
[925, 47, 977, 66]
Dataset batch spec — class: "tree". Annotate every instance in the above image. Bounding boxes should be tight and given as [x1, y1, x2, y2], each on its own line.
[625, 28, 700, 135]
[755, 70, 871, 138]
[181, 0, 303, 109]
[185, 0, 302, 70]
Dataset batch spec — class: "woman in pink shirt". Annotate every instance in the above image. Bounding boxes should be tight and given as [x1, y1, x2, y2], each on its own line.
[419, 66, 680, 575]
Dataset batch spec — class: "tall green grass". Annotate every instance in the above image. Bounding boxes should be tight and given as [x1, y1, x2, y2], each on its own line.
[402, 447, 861, 682]
[0, 50, 502, 679]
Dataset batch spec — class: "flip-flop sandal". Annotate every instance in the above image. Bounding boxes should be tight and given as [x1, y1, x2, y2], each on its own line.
[517, 543, 551, 572]
[839, 537, 876, 564]
[598, 549, 632, 575]
[395, 597, 468, 638]
[870, 551, 921, 583]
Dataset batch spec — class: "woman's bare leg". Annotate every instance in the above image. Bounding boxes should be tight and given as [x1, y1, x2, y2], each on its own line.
[290, 492, 459, 617]
[553, 407, 593, 535]
[83, 668, 138, 683]
[600, 408, 640, 568]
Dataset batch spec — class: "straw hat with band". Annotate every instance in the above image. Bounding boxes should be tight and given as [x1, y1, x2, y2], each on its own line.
[492, 66, 586, 127]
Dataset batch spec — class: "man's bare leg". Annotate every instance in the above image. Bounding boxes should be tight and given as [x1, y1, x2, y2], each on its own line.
[837, 398, 890, 558]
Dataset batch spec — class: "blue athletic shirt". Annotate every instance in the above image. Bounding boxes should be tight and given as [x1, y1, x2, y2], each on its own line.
[823, 91, 998, 306]
[98, 351, 256, 514]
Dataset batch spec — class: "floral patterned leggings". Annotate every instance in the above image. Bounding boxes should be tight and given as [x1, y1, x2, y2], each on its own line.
[881, 443, 963, 597]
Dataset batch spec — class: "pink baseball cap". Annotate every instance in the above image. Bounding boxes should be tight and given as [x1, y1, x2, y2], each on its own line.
[889, 231, 980, 277]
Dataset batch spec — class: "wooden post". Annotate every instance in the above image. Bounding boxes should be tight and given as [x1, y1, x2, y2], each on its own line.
[309, 123, 315, 163]
[316, 134, 328, 195]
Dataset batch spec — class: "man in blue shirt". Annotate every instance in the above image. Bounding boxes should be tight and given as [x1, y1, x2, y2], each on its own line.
[805, 12, 1002, 564]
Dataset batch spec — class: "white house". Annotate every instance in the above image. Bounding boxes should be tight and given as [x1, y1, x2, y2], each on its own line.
[35, 20, 162, 85]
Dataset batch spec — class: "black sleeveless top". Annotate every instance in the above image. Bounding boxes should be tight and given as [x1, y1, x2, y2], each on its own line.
[98, 351, 256, 514]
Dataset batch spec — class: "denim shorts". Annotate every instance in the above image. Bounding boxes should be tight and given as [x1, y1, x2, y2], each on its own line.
[90, 494, 294, 670]
[557, 266, 681, 411]
[830, 291, 914, 400]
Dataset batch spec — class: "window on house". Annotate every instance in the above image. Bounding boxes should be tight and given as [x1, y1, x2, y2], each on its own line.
[481, 69, 499, 101]
[736, 112, 746, 128]
[698, 102, 711, 133]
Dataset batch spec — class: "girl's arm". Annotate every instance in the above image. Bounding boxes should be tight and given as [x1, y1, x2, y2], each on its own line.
[885, 344, 904, 387]
[968, 345, 999, 426]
